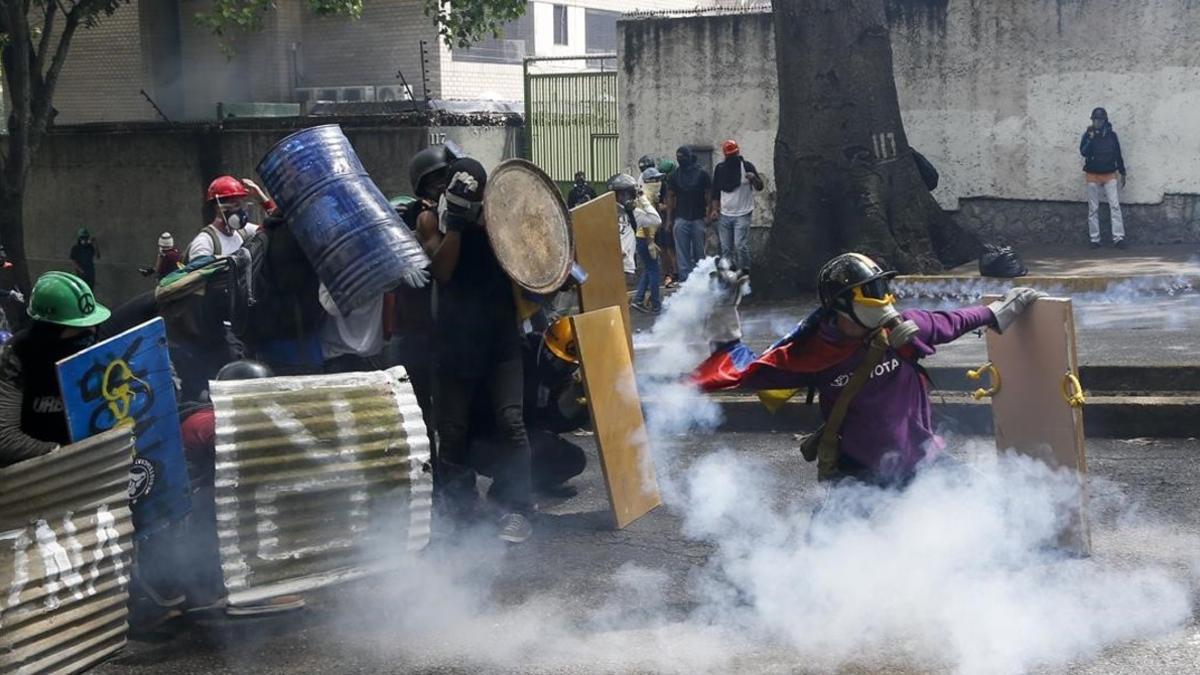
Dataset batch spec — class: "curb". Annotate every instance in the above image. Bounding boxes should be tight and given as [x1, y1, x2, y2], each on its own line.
[669, 393, 1200, 439]
[896, 273, 1199, 295]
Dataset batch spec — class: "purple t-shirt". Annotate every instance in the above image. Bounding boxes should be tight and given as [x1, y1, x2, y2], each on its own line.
[814, 306, 995, 480]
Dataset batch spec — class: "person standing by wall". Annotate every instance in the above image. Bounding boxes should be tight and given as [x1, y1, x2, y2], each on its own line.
[567, 170, 597, 209]
[1080, 107, 1128, 249]
[69, 228, 100, 290]
[655, 159, 679, 288]
[666, 146, 711, 283]
[710, 139, 764, 274]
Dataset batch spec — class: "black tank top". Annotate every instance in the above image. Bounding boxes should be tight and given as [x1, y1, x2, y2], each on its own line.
[435, 226, 520, 378]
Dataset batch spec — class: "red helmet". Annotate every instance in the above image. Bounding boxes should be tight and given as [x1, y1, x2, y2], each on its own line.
[206, 175, 250, 203]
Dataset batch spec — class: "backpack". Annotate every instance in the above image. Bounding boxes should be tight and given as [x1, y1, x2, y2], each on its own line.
[154, 255, 231, 342]
[184, 225, 246, 264]
[978, 244, 1028, 278]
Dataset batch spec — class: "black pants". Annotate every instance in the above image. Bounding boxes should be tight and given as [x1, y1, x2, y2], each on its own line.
[469, 428, 586, 491]
[435, 356, 533, 513]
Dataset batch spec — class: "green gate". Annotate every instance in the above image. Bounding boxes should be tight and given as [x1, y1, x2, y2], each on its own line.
[523, 54, 619, 185]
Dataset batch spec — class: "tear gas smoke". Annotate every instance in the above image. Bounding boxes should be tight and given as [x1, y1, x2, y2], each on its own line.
[331, 258, 1195, 674]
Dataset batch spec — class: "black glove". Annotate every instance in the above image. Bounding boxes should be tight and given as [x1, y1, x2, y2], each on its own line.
[443, 213, 470, 233]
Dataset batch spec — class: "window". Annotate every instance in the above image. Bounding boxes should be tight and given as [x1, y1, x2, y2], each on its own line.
[585, 9, 618, 53]
[553, 5, 569, 46]
[451, 2, 535, 64]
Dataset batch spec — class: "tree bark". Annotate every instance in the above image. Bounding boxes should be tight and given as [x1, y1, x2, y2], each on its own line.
[759, 0, 978, 298]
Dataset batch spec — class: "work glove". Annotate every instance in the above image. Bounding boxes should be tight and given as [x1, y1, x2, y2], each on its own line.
[399, 266, 431, 289]
[648, 242, 660, 260]
[988, 287, 1046, 334]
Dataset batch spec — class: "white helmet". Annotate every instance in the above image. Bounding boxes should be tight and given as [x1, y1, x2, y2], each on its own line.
[158, 232, 174, 249]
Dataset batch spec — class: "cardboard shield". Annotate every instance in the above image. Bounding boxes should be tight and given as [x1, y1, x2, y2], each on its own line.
[484, 159, 574, 294]
[569, 192, 633, 352]
[980, 297, 1091, 555]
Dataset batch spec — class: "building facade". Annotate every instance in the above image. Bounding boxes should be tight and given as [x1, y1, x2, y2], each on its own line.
[46, 0, 708, 124]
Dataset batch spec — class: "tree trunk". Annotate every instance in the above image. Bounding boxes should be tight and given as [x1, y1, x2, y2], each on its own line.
[0, 178, 33, 293]
[758, 0, 978, 298]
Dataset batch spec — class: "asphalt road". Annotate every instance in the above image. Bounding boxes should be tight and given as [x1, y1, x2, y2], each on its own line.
[98, 433, 1200, 675]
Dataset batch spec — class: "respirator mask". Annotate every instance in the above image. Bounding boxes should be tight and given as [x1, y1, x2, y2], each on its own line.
[842, 277, 919, 348]
[222, 206, 249, 231]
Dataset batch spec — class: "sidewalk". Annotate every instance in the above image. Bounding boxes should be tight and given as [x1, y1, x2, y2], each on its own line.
[898, 243, 1200, 293]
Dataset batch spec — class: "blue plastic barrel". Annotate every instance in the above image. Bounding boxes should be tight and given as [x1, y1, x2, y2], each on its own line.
[256, 125, 430, 314]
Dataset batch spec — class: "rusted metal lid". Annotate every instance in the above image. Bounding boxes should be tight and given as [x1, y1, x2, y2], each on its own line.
[483, 159, 574, 295]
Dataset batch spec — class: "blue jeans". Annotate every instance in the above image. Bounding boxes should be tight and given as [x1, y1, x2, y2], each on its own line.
[634, 238, 661, 309]
[717, 213, 753, 272]
[673, 218, 707, 282]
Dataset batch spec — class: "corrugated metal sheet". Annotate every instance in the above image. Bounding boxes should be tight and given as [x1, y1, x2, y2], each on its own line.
[0, 428, 135, 675]
[211, 367, 432, 606]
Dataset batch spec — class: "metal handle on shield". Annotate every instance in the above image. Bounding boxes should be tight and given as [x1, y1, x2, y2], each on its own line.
[966, 362, 1001, 400]
[1061, 372, 1086, 408]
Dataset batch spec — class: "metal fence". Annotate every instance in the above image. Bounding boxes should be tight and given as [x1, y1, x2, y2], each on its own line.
[524, 55, 620, 184]
[210, 367, 432, 606]
[0, 428, 135, 675]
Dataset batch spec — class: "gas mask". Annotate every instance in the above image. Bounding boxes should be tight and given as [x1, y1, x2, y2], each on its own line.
[842, 279, 919, 349]
[222, 207, 249, 231]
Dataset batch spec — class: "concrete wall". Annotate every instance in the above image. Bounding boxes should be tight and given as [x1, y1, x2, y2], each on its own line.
[23, 118, 521, 305]
[619, 4, 1200, 246]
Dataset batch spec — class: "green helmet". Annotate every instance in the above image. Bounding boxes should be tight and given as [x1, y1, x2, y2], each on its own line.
[27, 271, 111, 328]
[657, 158, 677, 174]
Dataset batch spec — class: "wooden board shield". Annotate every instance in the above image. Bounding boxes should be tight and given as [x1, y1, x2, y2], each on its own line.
[984, 297, 1091, 555]
[483, 159, 573, 294]
[569, 192, 633, 352]
[572, 306, 661, 528]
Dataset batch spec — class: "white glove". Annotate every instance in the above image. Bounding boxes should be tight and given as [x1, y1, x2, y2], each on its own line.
[400, 267, 431, 289]
[988, 287, 1046, 333]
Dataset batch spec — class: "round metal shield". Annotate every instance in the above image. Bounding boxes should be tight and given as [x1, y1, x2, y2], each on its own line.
[483, 159, 573, 295]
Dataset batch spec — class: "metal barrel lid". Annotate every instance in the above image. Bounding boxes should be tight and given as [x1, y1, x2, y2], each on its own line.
[482, 159, 574, 295]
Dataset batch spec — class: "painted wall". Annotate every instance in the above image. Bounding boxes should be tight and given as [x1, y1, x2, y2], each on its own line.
[619, 4, 1200, 244]
[24, 119, 521, 305]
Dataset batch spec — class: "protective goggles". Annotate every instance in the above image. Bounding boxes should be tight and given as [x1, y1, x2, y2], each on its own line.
[850, 278, 895, 308]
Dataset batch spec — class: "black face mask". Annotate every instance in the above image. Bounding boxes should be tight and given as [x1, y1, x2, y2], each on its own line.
[575, 177, 586, 186]
[61, 330, 98, 355]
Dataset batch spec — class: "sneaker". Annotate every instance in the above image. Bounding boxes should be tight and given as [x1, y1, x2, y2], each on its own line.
[1089, 241, 1102, 249]
[1114, 239, 1127, 249]
[497, 513, 533, 544]
[650, 305, 662, 315]
[225, 594, 306, 617]
[630, 301, 649, 314]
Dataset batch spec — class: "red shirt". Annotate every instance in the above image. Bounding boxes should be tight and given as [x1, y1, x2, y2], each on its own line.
[181, 407, 216, 466]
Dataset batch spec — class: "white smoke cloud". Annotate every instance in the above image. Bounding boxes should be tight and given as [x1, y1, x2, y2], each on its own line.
[334, 259, 1196, 674]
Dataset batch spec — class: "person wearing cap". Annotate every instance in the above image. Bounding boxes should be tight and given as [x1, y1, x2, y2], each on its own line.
[185, 176, 276, 263]
[69, 228, 100, 290]
[141, 232, 182, 280]
[1079, 107, 1128, 249]
[710, 139, 764, 274]
[0, 272, 110, 467]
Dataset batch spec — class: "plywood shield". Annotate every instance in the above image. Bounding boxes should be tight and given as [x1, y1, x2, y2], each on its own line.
[569, 192, 632, 351]
[572, 307, 661, 528]
[983, 297, 1091, 555]
[483, 159, 573, 294]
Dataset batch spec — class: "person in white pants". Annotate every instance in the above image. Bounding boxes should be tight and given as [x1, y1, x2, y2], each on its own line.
[1079, 107, 1127, 248]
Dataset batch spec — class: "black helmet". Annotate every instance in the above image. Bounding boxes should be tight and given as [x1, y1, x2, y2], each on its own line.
[1091, 107, 1108, 121]
[607, 173, 638, 194]
[444, 157, 488, 220]
[637, 155, 655, 172]
[817, 253, 898, 315]
[215, 359, 274, 381]
[409, 145, 450, 199]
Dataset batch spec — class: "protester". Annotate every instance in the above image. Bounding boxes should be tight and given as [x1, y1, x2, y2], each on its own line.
[140, 232, 182, 279]
[177, 360, 306, 617]
[608, 173, 640, 283]
[0, 248, 25, 334]
[655, 158, 679, 288]
[1079, 107, 1128, 249]
[416, 157, 535, 544]
[567, 170, 597, 209]
[666, 146, 711, 282]
[0, 271, 109, 467]
[69, 228, 100, 290]
[710, 139, 764, 274]
[610, 173, 663, 312]
[467, 320, 588, 499]
[185, 176, 275, 262]
[695, 253, 1042, 487]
